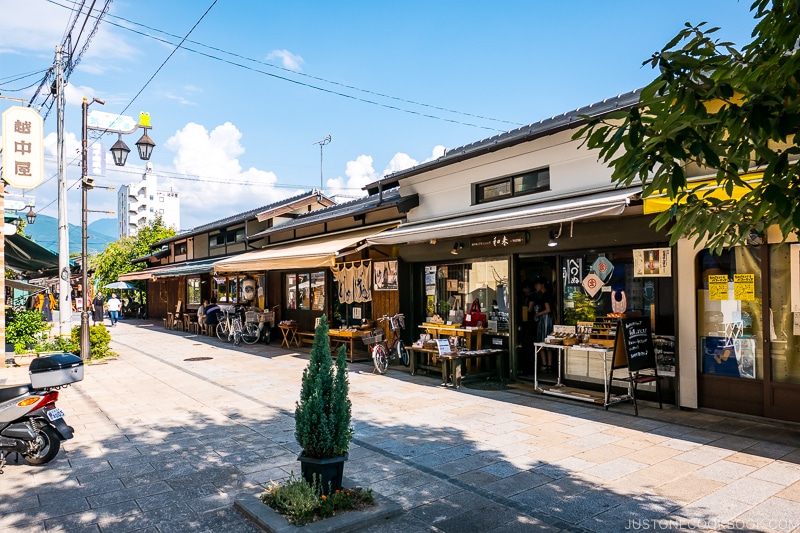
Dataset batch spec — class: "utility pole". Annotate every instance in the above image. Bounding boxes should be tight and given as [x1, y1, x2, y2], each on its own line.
[55, 45, 72, 337]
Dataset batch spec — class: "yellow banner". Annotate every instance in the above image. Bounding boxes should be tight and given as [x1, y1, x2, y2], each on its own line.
[733, 273, 755, 301]
[709, 274, 729, 301]
[643, 173, 762, 215]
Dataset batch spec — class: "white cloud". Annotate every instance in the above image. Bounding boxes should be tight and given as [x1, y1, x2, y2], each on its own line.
[424, 145, 447, 162]
[266, 49, 305, 71]
[163, 93, 197, 106]
[326, 155, 376, 198]
[164, 122, 286, 228]
[383, 153, 418, 177]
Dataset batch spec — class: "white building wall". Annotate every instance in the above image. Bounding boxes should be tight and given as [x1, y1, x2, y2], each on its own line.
[116, 163, 181, 237]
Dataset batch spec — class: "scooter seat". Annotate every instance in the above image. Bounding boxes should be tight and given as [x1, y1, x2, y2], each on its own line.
[0, 384, 32, 403]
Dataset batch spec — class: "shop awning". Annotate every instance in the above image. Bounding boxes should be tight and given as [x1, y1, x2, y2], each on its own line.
[150, 257, 225, 279]
[4, 233, 61, 276]
[5, 279, 46, 293]
[118, 265, 173, 281]
[367, 189, 638, 245]
[213, 224, 396, 273]
[642, 173, 762, 215]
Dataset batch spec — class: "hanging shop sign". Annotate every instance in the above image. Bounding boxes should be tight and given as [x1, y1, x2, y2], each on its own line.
[2, 106, 44, 189]
[633, 248, 672, 277]
[373, 260, 398, 291]
[564, 257, 583, 287]
[582, 273, 603, 298]
[470, 231, 527, 250]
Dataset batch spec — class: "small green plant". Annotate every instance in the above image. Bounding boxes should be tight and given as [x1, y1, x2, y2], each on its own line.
[563, 291, 597, 325]
[295, 315, 353, 459]
[70, 324, 115, 359]
[6, 310, 51, 354]
[259, 473, 374, 526]
[31, 335, 80, 355]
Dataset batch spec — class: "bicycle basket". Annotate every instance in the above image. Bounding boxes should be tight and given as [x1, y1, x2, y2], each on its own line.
[361, 331, 383, 345]
[245, 311, 259, 323]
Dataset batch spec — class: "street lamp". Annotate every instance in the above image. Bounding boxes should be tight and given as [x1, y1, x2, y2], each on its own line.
[25, 206, 37, 225]
[80, 98, 155, 360]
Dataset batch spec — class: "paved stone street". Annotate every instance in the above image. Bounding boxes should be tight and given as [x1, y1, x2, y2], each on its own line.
[2, 320, 800, 532]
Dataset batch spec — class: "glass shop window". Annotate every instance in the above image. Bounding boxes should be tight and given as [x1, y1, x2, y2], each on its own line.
[696, 247, 762, 379]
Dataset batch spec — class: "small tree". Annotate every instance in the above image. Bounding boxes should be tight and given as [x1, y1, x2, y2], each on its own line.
[294, 315, 353, 459]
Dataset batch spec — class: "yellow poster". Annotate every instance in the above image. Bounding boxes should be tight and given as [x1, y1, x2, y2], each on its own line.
[708, 274, 729, 301]
[733, 274, 755, 301]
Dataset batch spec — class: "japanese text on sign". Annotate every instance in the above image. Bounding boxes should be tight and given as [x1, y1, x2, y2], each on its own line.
[733, 274, 755, 301]
[2, 106, 44, 189]
[708, 274, 729, 301]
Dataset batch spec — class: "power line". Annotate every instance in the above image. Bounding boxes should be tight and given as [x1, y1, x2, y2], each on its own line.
[43, 0, 518, 131]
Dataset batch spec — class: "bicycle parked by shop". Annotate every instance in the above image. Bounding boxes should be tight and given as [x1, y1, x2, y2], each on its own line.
[361, 313, 409, 374]
[216, 306, 260, 346]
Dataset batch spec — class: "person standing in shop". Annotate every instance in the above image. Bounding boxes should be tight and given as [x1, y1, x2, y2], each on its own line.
[533, 277, 554, 372]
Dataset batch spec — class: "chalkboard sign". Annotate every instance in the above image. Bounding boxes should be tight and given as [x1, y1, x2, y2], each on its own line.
[612, 318, 657, 372]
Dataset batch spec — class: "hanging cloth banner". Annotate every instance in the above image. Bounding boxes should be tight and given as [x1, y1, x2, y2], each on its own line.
[331, 260, 372, 304]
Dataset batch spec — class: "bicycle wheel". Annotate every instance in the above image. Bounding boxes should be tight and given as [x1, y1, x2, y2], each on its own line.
[216, 322, 229, 341]
[241, 322, 260, 345]
[397, 340, 410, 367]
[372, 344, 389, 374]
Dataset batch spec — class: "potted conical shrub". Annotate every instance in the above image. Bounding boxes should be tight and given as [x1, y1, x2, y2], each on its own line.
[295, 315, 353, 495]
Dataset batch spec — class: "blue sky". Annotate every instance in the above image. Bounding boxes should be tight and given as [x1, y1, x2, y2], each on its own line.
[1, 0, 758, 231]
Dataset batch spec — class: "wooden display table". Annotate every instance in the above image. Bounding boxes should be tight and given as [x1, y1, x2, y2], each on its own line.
[279, 324, 300, 348]
[327, 329, 370, 363]
[419, 324, 484, 350]
[407, 346, 505, 388]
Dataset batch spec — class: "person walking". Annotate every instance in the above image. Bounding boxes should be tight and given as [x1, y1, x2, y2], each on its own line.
[107, 293, 122, 327]
[92, 292, 106, 326]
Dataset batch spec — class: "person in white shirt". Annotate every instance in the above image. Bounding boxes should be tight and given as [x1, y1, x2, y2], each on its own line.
[107, 293, 122, 326]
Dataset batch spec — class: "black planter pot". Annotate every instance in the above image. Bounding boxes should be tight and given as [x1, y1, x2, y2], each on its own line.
[298, 452, 348, 495]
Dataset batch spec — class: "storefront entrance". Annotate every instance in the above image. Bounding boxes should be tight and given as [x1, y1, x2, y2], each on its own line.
[695, 245, 800, 423]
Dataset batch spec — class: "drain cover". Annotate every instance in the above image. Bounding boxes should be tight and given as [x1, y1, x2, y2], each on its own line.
[184, 357, 213, 361]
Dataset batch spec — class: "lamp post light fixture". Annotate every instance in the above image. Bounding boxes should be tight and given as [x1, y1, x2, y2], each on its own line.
[25, 206, 37, 225]
[80, 98, 155, 360]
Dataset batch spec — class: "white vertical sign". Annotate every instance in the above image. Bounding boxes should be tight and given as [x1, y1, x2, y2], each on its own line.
[89, 142, 106, 177]
[2, 106, 44, 189]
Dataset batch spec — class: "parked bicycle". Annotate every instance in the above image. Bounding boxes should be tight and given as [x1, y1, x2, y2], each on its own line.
[361, 313, 409, 374]
[215, 306, 258, 345]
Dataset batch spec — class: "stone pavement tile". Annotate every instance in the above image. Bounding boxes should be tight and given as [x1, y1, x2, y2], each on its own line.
[572, 443, 634, 464]
[190, 507, 262, 533]
[653, 474, 724, 504]
[484, 470, 555, 497]
[693, 458, 757, 483]
[601, 473, 662, 496]
[136, 483, 225, 512]
[776, 481, 800, 503]
[86, 480, 173, 508]
[560, 422, 611, 438]
[659, 437, 704, 452]
[408, 490, 495, 525]
[43, 500, 141, 532]
[667, 492, 748, 525]
[736, 497, 800, 533]
[746, 441, 797, 460]
[432, 502, 522, 533]
[619, 444, 683, 466]
[710, 476, 784, 505]
[359, 512, 441, 532]
[488, 514, 564, 533]
[395, 479, 463, 509]
[38, 478, 125, 506]
[369, 470, 441, 496]
[567, 433, 621, 450]
[637, 459, 699, 483]
[78, 462, 156, 485]
[480, 459, 530, 479]
[184, 491, 235, 513]
[454, 468, 501, 488]
[672, 446, 735, 466]
[432, 451, 499, 477]
[581, 457, 647, 481]
[579, 494, 679, 533]
[726, 451, 774, 469]
[751, 462, 800, 486]
[526, 443, 585, 463]
[537, 488, 628, 525]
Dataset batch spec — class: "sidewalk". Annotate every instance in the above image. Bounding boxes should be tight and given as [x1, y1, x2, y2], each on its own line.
[2, 320, 800, 532]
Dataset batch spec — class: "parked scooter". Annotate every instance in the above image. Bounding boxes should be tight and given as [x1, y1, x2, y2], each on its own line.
[0, 353, 84, 472]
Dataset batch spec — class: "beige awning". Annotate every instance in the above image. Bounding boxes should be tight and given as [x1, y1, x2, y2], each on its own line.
[213, 224, 396, 273]
[118, 265, 172, 281]
[367, 189, 639, 245]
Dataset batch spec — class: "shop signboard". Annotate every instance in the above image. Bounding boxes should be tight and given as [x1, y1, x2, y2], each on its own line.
[470, 231, 526, 250]
[633, 248, 672, 277]
[2, 106, 44, 189]
[613, 317, 657, 372]
[564, 257, 583, 287]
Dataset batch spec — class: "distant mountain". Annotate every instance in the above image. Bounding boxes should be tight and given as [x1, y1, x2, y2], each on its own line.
[24, 214, 116, 255]
[88, 218, 119, 240]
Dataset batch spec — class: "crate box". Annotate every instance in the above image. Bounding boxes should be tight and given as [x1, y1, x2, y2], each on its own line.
[29, 353, 84, 389]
